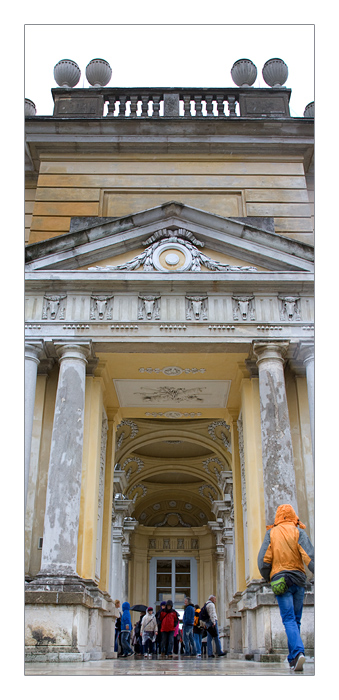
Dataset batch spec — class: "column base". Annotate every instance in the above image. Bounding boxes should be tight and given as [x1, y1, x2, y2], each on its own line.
[227, 579, 314, 660]
[25, 573, 116, 662]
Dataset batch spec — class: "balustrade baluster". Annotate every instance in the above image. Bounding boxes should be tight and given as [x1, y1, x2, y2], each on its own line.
[205, 94, 214, 116]
[227, 95, 237, 116]
[152, 94, 161, 117]
[129, 94, 139, 117]
[182, 95, 192, 117]
[215, 94, 226, 117]
[140, 94, 150, 116]
[194, 95, 203, 117]
[118, 96, 128, 117]
[106, 97, 117, 117]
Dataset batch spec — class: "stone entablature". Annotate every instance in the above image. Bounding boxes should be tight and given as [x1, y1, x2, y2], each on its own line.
[25, 290, 314, 327]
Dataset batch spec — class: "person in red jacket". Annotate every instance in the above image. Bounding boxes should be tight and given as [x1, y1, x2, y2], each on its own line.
[160, 600, 179, 658]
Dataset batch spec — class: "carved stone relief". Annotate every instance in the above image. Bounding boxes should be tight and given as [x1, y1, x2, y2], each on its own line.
[208, 420, 231, 452]
[232, 295, 255, 321]
[278, 295, 301, 321]
[90, 294, 114, 320]
[42, 294, 66, 320]
[138, 295, 161, 320]
[186, 295, 208, 321]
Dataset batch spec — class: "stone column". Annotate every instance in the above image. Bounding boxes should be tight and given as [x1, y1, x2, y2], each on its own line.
[40, 343, 90, 576]
[301, 344, 315, 459]
[208, 520, 226, 634]
[25, 342, 43, 512]
[122, 518, 138, 602]
[109, 498, 133, 602]
[253, 342, 297, 524]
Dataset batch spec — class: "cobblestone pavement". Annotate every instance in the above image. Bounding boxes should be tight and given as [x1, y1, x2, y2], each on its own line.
[25, 655, 315, 676]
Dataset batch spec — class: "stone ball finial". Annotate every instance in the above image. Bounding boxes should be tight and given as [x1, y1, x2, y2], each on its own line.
[303, 101, 314, 118]
[262, 58, 288, 87]
[85, 58, 112, 87]
[25, 98, 36, 116]
[54, 59, 81, 88]
[231, 59, 257, 87]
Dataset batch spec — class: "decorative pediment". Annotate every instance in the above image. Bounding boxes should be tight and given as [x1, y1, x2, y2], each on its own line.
[25, 201, 314, 273]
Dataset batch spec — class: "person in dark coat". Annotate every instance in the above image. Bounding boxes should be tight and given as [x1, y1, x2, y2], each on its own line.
[183, 597, 196, 657]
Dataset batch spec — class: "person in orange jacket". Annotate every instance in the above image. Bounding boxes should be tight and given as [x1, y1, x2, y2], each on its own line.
[258, 504, 314, 672]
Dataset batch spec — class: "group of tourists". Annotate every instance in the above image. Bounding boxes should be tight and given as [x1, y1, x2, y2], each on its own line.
[114, 595, 226, 659]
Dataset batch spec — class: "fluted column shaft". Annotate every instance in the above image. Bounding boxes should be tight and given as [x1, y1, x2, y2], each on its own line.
[25, 343, 42, 512]
[40, 344, 89, 576]
[253, 342, 297, 524]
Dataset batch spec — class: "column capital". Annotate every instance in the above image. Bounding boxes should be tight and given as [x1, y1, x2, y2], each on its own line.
[55, 342, 91, 363]
[25, 341, 44, 364]
[299, 342, 314, 366]
[253, 341, 290, 365]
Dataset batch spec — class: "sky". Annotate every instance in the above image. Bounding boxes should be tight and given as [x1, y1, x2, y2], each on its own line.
[24, 24, 314, 118]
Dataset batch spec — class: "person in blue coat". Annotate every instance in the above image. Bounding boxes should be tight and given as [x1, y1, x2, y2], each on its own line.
[120, 602, 134, 657]
[183, 597, 196, 657]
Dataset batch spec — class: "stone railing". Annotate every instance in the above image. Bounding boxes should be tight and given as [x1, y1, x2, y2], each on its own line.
[49, 86, 292, 119]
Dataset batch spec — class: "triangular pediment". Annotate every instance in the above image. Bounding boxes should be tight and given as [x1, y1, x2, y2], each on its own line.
[25, 201, 314, 273]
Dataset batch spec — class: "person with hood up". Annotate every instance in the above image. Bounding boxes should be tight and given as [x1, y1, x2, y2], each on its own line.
[160, 599, 179, 658]
[204, 595, 226, 658]
[182, 597, 196, 657]
[120, 601, 134, 657]
[140, 606, 158, 658]
[258, 503, 314, 672]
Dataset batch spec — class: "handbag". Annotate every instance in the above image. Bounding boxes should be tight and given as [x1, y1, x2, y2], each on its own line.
[207, 623, 218, 638]
[270, 575, 288, 595]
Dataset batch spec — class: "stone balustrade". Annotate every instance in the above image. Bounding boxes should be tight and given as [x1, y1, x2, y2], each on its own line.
[49, 86, 293, 119]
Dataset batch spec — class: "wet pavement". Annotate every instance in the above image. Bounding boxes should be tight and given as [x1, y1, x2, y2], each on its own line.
[25, 654, 315, 676]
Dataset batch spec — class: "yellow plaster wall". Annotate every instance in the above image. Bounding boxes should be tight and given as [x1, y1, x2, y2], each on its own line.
[229, 417, 246, 592]
[240, 378, 265, 580]
[77, 377, 104, 580]
[28, 156, 313, 244]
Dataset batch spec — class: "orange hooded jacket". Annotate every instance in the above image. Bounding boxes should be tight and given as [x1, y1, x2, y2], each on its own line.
[258, 504, 314, 582]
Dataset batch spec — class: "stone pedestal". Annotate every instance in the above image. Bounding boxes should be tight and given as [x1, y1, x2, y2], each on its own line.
[25, 575, 113, 662]
[227, 580, 314, 661]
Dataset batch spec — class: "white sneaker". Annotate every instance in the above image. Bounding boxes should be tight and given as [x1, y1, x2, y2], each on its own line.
[144, 654, 148, 658]
[292, 653, 305, 672]
[197, 654, 202, 657]
[148, 654, 152, 659]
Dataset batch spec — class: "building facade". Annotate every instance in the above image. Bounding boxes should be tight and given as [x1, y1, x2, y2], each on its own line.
[25, 68, 314, 662]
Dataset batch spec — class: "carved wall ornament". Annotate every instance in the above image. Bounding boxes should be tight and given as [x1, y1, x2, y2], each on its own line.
[88, 229, 257, 273]
[155, 512, 191, 527]
[191, 539, 199, 549]
[139, 366, 206, 375]
[186, 296, 208, 321]
[278, 295, 301, 321]
[202, 457, 226, 483]
[138, 295, 161, 320]
[208, 420, 231, 452]
[127, 483, 147, 503]
[90, 294, 114, 320]
[42, 294, 67, 320]
[137, 386, 205, 404]
[116, 420, 139, 450]
[145, 411, 202, 418]
[198, 484, 218, 503]
[149, 539, 156, 549]
[232, 295, 256, 321]
[122, 456, 144, 480]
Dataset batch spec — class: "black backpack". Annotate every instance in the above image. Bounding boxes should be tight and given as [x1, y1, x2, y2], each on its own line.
[198, 603, 209, 624]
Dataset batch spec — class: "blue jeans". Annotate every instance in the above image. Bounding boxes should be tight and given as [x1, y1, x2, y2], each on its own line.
[207, 621, 223, 656]
[194, 631, 202, 654]
[183, 625, 196, 655]
[120, 630, 133, 655]
[161, 630, 174, 655]
[275, 584, 305, 662]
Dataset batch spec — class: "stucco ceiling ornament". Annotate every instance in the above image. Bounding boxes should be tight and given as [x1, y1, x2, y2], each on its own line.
[208, 420, 232, 453]
[89, 229, 257, 273]
[116, 419, 139, 450]
[155, 512, 191, 527]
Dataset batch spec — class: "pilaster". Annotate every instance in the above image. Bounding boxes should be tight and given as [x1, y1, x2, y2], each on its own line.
[25, 341, 43, 511]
